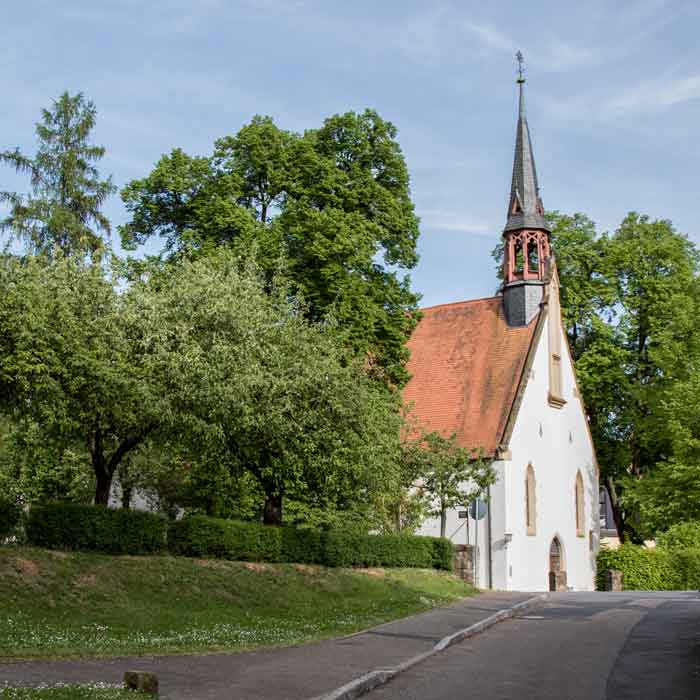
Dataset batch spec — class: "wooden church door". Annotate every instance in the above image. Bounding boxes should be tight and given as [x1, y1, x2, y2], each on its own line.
[548, 537, 567, 591]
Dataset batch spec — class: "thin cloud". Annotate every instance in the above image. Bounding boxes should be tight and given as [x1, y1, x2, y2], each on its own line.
[604, 74, 700, 115]
[419, 208, 493, 236]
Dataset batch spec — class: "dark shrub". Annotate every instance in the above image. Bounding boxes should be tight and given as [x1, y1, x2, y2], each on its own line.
[323, 531, 444, 569]
[281, 527, 325, 564]
[26, 503, 168, 554]
[0, 497, 22, 541]
[431, 537, 455, 570]
[168, 514, 451, 570]
[169, 515, 283, 562]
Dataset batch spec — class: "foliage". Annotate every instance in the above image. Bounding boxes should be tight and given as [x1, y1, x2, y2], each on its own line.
[130, 249, 405, 525]
[120, 110, 421, 387]
[623, 372, 700, 535]
[25, 503, 168, 554]
[403, 431, 495, 538]
[0, 547, 474, 658]
[280, 526, 326, 565]
[0, 414, 93, 505]
[657, 521, 700, 550]
[169, 515, 283, 562]
[596, 544, 682, 590]
[0, 496, 21, 540]
[322, 531, 452, 570]
[169, 513, 452, 569]
[0, 255, 165, 504]
[0, 92, 115, 259]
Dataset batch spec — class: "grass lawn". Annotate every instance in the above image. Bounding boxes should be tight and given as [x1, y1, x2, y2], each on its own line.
[0, 546, 475, 660]
[0, 687, 144, 700]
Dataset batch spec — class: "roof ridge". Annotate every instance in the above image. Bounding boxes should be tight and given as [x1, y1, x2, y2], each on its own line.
[420, 295, 502, 312]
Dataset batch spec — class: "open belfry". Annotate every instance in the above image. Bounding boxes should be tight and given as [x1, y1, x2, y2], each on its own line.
[405, 53, 599, 591]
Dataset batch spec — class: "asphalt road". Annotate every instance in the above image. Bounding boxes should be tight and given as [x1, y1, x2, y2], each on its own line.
[365, 591, 700, 700]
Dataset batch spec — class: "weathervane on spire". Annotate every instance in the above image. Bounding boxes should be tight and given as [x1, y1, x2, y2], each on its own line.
[516, 50, 525, 84]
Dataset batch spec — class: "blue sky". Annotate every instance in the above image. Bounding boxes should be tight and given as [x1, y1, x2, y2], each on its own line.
[3, 1, 700, 306]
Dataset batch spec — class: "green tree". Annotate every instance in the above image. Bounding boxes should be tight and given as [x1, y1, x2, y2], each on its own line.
[0, 255, 164, 504]
[403, 431, 494, 538]
[130, 249, 405, 525]
[120, 110, 421, 387]
[1, 92, 115, 258]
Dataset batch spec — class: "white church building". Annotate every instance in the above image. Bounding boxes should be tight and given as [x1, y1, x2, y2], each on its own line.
[404, 68, 599, 592]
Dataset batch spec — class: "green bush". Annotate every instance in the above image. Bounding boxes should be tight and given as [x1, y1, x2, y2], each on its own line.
[657, 521, 700, 550]
[0, 497, 22, 540]
[431, 537, 455, 570]
[169, 515, 283, 562]
[323, 531, 449, 569]
[671, 548, 700, 589]
[168, 514, 453, 570]
[26, 503, 168, 554]
[597, 544, 682, 590]
[281, 527, 325, 564]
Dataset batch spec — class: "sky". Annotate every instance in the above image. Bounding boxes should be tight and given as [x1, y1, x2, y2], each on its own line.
[2, 0, 700, 307]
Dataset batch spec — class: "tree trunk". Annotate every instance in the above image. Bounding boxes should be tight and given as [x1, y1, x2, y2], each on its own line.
[91, 427, 112, 505]
[94, 469, 112, 506]
[263, 494, 283, 526]
[90, 425, 152, 507]
[440, 507, 447, 538]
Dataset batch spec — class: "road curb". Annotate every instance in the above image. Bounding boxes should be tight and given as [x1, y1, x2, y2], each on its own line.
[311, 593, 548, 700]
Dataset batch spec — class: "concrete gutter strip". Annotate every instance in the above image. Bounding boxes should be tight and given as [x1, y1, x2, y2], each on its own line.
[312, 593, 548, 700]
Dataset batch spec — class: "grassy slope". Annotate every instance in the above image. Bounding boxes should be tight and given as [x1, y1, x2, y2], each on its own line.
[0, 547, 475, 660]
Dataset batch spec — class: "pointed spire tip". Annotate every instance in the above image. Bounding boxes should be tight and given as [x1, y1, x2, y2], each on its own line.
[516, 50, 525, 84]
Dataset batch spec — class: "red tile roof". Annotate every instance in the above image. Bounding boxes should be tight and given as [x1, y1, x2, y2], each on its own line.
[404, 296, 537, 456]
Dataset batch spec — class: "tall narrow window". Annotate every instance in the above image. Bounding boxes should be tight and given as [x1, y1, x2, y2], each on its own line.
[575, 471, 585, 537]
[548, 275, 566, 408]
[525, 464, 536, 536]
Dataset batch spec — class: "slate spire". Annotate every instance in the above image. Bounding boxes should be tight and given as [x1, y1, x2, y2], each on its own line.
[504, 52, 548, 233]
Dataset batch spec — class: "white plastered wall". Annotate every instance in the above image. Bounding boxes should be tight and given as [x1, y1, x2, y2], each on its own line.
[501, 309, 599, 591]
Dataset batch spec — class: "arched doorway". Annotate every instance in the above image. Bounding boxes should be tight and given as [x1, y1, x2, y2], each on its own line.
[548, 537, 567, 591]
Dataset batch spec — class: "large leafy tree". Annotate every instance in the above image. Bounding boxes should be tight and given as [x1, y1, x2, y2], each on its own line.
[130, 250, 405, 526]
[120, 110, 421, 387]
[0, 92, 115, 258]
[0, 255, 164, 504]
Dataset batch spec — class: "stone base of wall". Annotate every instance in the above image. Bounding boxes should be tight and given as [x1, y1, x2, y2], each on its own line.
[453, 544, 474, 585]
[605, 569, 624, 591]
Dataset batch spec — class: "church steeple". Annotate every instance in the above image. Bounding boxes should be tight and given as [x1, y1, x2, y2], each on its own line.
[502, 52, 552, 327]
[505, 52, 548, 233]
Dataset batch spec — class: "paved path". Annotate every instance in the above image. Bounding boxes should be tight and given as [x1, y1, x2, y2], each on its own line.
[365, 591, 700, 700]
[0, 591, 532, 700]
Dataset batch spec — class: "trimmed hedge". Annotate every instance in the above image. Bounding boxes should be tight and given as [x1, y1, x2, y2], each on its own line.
[0, 497, 22, 540]
[324, 531, 436, 568]
[597, 544, 694, 590]
[169, 515, 454, 570]
[26, 503, 168, 555]
[169, 515, 283, 562]
[280, 527, 325, 564]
